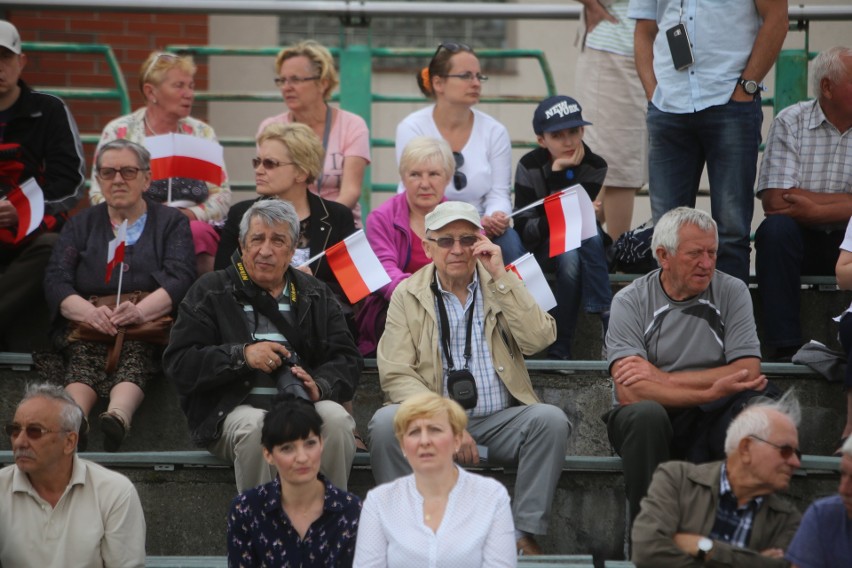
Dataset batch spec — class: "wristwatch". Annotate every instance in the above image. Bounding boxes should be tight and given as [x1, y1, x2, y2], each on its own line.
[697, 537, 714, 561]
[738, 77, 760, 96]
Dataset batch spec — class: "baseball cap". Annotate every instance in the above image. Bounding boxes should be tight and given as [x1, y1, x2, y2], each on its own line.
[425, 201, 483, 231]
[0, 21, 21, 55]
[533, 95, 592, 135]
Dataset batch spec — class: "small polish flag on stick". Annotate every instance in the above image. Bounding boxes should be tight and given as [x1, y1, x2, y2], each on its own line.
[506, 253, 557, 312]
[105, 219, 128, 284]
[543, 185, 598, 257]
[145, 133, 226, 186]
[323, 231, 391, 304]
[0, 178, 45, 245]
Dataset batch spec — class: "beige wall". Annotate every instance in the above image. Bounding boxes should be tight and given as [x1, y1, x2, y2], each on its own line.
[209, 1, 851, 269]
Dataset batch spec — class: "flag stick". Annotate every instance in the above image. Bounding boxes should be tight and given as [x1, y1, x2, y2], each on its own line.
[116, 262, 125, 308]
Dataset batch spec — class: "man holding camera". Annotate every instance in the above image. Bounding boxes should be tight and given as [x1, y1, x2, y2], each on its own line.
[369, 201, 571, 556]
[164, 200, 361, 492]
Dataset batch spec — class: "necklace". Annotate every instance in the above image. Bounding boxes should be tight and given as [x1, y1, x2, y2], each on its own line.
[144, 112, 179, 136]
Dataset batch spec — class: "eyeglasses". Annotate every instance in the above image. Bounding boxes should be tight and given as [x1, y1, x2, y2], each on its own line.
[452, 152, 467, 190]
[443, 72, 489, 83]
[749, 436, 802, 461]
[5, 424, 70, 440]
[143, 52, 181, 83]
[274, 75, 321, 87]
[426, 235, 478, 249]
[96, 167, 147, 181]
[252, 157, 295, 170]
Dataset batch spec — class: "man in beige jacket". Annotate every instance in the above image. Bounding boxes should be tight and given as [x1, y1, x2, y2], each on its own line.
[369, 201, 570, 555]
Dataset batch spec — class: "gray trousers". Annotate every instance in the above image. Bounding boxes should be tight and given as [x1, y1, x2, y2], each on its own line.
[368, 402, 571, 535]
[210, 401, 355, 493]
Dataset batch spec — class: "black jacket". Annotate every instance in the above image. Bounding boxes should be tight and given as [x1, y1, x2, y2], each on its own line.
[162, 265, 362, 447]
[0, 80, 86, 251]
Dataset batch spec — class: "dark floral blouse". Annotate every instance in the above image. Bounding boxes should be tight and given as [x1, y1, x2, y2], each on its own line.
[227, 474, 361, 567]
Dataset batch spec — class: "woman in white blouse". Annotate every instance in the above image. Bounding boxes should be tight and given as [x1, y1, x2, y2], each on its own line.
[353, 392, 517, 568]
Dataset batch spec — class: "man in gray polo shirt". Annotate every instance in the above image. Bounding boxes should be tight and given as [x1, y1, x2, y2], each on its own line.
[605, 207, 773, 524]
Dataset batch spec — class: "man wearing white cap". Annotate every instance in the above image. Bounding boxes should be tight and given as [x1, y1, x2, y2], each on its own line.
[369, 200, 571, 555]
[0, 20, 86, 350]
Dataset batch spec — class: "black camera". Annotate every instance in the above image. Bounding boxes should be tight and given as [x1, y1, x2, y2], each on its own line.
[447, 369, 478, 410]
[275, 352, 310, 400]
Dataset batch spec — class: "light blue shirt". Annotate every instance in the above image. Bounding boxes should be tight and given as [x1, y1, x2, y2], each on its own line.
[628, 0, 762, 113]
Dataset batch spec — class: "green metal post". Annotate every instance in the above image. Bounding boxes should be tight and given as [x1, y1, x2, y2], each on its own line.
[774, 49, 809, 116]
[339, 45, 373, 218]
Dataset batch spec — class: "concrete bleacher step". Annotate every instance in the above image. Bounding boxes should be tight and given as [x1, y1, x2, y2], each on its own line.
[143, 555, 626, 567]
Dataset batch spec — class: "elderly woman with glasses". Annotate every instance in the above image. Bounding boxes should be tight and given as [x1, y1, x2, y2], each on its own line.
[43, 139, 196, 452]
[258, 40, 371, 227]
[90, 50, 231, 275]
[356, 136, 452, 356]
[395, 42, 525, 263]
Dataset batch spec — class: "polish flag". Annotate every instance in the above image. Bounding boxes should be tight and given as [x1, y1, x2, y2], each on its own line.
[1, 178, 44, 244]
[105, 219, 128, 284]
[506, 253, 557, 312]
[543, 185, 598, 257]
[145, 133, 226, 186]
[325, 230, 391, 304]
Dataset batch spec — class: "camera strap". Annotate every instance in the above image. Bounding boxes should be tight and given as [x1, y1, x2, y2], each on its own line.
[227, 250, 307, 358]
[430, 273, 475, 371]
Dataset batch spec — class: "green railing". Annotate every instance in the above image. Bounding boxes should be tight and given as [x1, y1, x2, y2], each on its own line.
[21, 41, 130, 145]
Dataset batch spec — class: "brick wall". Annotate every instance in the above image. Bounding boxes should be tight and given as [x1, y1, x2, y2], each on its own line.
[5, 9, 209, 172]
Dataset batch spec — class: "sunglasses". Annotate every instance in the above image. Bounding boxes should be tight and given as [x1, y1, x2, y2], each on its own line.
[426, 235, 478, 249]
[452, 152, 467, 190]
[432, 42, 473, 61]
[749, 436, 802, 461]
[143, 52, 181, 83]
[5, 424, 70, 440]
[96, 167, 147, 181]
[252, 157, 295, 170]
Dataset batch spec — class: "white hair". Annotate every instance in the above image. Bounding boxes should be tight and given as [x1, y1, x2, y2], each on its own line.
[651, 207, 717, 263]
[811, 46, 852, 97]
[724, 391, 801, 455]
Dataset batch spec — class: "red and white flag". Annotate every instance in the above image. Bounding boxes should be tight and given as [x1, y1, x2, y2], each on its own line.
[543, 185, 598, 257]
[145, 133, 226, 186]
[105, 219, 128, 284]
[325, 230, 391, 304]
[506, 253, 557, 312]
[0, 178, 44, 244]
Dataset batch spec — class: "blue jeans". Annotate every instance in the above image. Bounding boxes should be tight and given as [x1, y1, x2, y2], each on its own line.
[493, 227, 526, 264]
[754, 214, 844, 347]
[535, 231, 612, 358]
[646, 98, 763, 283]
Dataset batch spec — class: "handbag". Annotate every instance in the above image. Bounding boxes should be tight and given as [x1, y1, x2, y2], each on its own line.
[67, 291, 173, 373]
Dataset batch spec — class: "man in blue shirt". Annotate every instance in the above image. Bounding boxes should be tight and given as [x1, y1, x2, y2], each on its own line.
[785, 436, 852, 567]
[628, 0, 788, 283]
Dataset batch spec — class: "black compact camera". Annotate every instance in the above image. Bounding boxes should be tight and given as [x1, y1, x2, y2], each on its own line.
[275, 352, 311, 400]
[447, 369, 478, 410]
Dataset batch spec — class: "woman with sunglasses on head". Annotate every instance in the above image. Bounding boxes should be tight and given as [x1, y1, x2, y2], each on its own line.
[258, 40, 371, 227]
[395, 42, 525, 263]
[356, 136, 451, 356]
[90, 50, 231, 275]
[227, 395, 362, 567]
[43, 139, 196, 452]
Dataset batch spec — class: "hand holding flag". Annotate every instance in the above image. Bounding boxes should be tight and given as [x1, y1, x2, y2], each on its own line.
[0, 178, 44, 244]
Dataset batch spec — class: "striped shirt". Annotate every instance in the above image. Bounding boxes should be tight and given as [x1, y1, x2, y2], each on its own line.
[434, 272, 510, 418]
[709, 463, 764, 549]
[243, 282, 294, 407]
[757, 99, 852, 231]
[586, 1, 634, 57]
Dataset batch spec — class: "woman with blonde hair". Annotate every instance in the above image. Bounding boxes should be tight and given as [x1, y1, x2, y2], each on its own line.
[91, 50, 231, 275]
[354, 392, 516, 567]
[259, 40, 370, 226]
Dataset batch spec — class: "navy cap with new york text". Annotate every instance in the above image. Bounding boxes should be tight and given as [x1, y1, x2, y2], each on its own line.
[533, 95, 592, 135]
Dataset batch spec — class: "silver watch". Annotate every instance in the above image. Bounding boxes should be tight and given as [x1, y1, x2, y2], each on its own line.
[738, 77, 759, 95]
[697, 537, 714, 561]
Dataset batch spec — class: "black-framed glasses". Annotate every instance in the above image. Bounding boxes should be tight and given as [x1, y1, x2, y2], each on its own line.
[452, 152, 467, 190]
[426, 235, 478, 249]
[273, 75, 321, 87]
[252, 157, 295, 170]
[443, 72, 489, 82]
[96, 167, 147, 181]
[5, 424, 70, 440]
[749, 436, 802, 461]
[143, 52, 181, 83]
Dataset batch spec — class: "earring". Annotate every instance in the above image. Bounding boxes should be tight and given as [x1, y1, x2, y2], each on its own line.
[152, 98, 158, 104]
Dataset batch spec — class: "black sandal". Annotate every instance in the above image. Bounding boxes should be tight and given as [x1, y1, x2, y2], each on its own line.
[100, 412, 127, 453]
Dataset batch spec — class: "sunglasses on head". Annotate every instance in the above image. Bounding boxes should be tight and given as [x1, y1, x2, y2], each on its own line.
[432, 42, 473, 61]
[5, 424, 70, 440]
[749, 435, 802, 460]
[143, 52, 181, 83]
[426, 235, 478, 249]
[452, 152, 468, 190]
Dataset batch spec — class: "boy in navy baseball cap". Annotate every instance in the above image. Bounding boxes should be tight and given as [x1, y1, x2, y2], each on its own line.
[513, 95, 611, 360]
